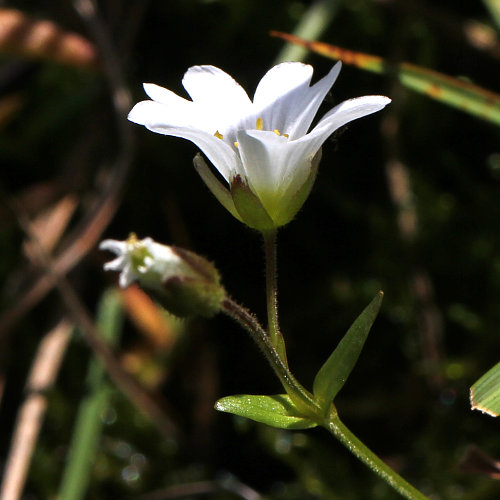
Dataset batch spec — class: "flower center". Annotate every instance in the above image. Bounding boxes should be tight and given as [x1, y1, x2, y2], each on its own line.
[256, 117, 289, 138]
[126, 233, 153, 272]
[213, 118, 290, 150]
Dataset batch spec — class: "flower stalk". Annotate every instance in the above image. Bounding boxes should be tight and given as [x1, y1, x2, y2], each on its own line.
[262, 229, 288, 363]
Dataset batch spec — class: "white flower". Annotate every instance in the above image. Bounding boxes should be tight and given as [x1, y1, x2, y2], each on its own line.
[128, 62, 390, 229]
[100, 234, 225, 317]
[100, 234, 194, 289]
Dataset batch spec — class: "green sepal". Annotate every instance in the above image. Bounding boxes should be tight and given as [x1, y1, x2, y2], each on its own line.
[230, 175, 276, 231]
[154, 276, 225, 318]
[471, 361, 500, 417]
[273, 149, 321, 227]
[313, 291, 384, 415]
[142, 246, 226, 318]
[215, 394, 318, 430]
[193, 154, 243, 222]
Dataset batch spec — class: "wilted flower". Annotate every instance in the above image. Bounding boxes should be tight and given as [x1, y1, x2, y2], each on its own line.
[100, 234, 225, 317]
[128, 62, 390, 229]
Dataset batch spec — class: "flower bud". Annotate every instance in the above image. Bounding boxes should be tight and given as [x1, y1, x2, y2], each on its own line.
[100, 234, 225, 318]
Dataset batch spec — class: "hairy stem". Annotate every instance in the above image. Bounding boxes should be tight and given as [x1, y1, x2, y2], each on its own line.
[262, 229, 287, 363]
[222, 297, 319, 417]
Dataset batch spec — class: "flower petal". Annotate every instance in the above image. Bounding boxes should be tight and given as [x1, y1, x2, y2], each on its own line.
[236, 130, 286, 203]
[129, 101, 241, 181]
[299, 95, 392, 154]
[119, 267, 136, 288]
[102, 255, 127, 272]
[251, 62, 341, 140]
[99, 239, 126, 254]
[129, 92, 217, 134]
[182, 65, 251, 107]
[286, 62, 341, 139]
[236, 130, 313, 216]
[182, 65, 252, 136]
[143, 83, 189, 106]
[252, 62, 313, 133]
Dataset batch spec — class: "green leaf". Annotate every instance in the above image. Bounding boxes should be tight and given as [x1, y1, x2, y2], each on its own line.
[471, 361, 500, 417]
[215, 394, 317, 430]
[271, 32, 500, 127]
[313, 291, 384, 414]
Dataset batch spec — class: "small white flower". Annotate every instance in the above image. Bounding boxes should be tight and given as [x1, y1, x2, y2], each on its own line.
[99, 234, 193, 289]
[100, 234, 225, 317]
[128, 62, 390, 228]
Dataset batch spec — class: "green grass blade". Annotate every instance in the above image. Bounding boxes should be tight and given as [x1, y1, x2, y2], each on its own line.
[313, 292, 383, 415]
[471, 361, 500, 417]
[57, 289, 124, 500]
[274, 0, 341, 63]
[271, 31, 500, 126]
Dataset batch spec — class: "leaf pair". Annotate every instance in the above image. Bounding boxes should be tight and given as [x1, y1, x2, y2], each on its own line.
[216, 292, 384, 429]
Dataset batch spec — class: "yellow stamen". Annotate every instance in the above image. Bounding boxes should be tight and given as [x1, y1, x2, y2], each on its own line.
[273, 129, 280, 136]
[214, 130, 223, 140]
[234, 141, 239, 148]
[127, 232, 139, 245]
[283, 133, 289, 138]
[256, 118, 264, 130]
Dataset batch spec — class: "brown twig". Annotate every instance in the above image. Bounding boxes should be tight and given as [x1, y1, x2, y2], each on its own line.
[0, 320, 73, 500]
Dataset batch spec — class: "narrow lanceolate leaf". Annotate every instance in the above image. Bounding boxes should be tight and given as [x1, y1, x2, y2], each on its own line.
[471, 361, 500, 417]
[313, 292, 384, 415]
[215, 394, 317, 430]
[270, 31, 500, 127]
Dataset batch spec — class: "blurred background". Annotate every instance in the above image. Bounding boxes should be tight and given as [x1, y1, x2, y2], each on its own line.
[0, 0, 499, 498]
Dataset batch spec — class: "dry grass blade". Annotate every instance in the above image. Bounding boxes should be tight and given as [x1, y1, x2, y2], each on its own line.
[0, 320, 73, 500]
[22, 195, 78, 263]
[0, 9, 97, 67]
[270, 31, 500, 126]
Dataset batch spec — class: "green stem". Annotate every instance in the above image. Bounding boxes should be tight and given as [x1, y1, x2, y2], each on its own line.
[324, 409, 428, 500]
[222, 297, 319, 417]
[262, 229, 287, 362]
